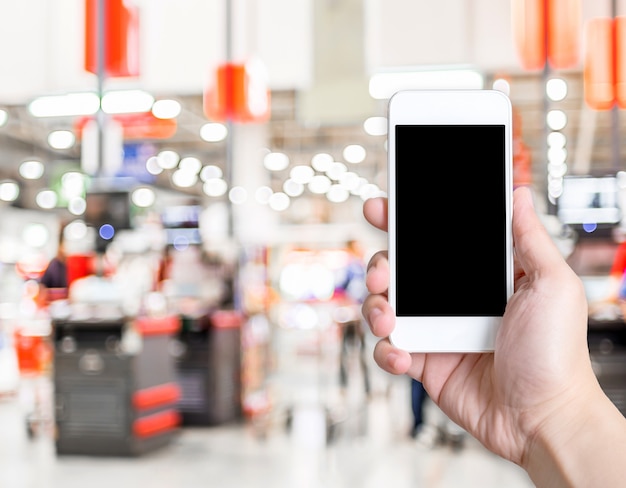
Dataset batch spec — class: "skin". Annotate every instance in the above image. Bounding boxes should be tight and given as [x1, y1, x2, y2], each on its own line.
[361, 186, 626, 487]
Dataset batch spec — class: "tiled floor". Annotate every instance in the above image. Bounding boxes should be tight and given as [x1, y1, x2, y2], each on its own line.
[0, 327, 535, 488]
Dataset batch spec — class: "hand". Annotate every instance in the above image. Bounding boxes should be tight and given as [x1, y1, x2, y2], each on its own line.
[361, 186, 607, 472]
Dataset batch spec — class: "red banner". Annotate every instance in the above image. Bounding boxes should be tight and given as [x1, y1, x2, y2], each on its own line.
[85, 0, 140, 78]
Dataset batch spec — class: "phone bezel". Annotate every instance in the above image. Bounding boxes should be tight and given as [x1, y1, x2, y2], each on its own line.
[387, 89, 514, 352]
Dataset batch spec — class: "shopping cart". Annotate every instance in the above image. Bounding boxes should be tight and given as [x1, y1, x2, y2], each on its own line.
[13, 317, 54, 439]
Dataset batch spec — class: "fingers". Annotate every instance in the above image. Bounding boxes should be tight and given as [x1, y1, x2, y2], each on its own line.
[365, 250, 389, 295]
[363, 197, 388, 232]
[362, 292, 394, 337]
[373, 337, 413, 375]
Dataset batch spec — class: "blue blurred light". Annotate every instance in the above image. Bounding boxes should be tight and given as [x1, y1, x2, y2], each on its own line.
[582, 222, 597, 233]
[99, 224, 115, 240]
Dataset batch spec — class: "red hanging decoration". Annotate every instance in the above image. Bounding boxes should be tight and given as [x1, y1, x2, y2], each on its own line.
[84, 0, 140, 78]
[615, 16, 626, 108]
[203, 60, 271, 124]
[548, 0, 581, 69]
[583, 17, 615, 111]
[512, 0, 546, 71]
[512, 0, 580, 70]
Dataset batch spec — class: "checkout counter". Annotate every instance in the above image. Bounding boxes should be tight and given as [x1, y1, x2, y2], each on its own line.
[569, 236, 626, 417]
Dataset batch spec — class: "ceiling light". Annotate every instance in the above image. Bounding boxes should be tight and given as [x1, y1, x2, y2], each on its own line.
[546, 78, 568, 101]
[36, 189, 57, 209]
[308, 175, 332, 194]
[492, 78, 511, 95]
[171, 169, 198, 188]
[548, 131, 566, 148]
[255, 186, 273, 204]
[0, 181, 19, 202]
[101, 90, 154, 114]
[48, 130, 75, 149]
[152, 99, 181, 119]
[146, 156, 163, 175]
[200, 122, 228, 142]
[19, 160, 44, 180]
[546, 110, 567, 131]
[157, 150, 180, 169]
[290, 165, 314, 184]
[264, 152, 289, 171]
[268, 192, 290, 211]
[283, 179, 304, 197]
[179, 157, 202, 174]
[131, 187, 156, 207]
[28, 92, 100, 117]
[326, 185, 350, 203]
[363, 116, 387, 136]
[343, 144, 366, 163]
[311, 153, 333, 172]
[357, 183, 384, 200]
[229, 186, 247, 204]
[326, 162, 347, 180]
[68, 197, 87, 215]
[369, 67, 484, 99]
[203, 178, 228, 197]
[200, 165, 223, 181]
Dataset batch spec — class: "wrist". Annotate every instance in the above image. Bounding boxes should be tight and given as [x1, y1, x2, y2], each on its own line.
[524, 381, 626, 487]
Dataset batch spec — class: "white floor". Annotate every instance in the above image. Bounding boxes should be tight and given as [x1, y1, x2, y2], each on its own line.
[0, 329, 535, 488]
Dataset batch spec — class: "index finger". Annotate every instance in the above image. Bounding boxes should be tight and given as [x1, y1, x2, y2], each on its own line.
[363, 197, 388, 232]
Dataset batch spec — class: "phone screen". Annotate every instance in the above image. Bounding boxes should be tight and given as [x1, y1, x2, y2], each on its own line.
[394, 124, 507, 317]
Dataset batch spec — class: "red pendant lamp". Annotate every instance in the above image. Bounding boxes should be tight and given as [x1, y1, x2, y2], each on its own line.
[512, 0, 581, 71]
[615, 16, 626, 108]
[203, 60, 271, 124]
[84, 0, 140, 78]
[583, 17, 615, 111]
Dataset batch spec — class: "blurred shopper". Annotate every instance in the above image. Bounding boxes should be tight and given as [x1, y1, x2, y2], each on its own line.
[361, 186, 626, 486]
[334, 239, 370, 396]
[38, 224, 68, 303]
[410, 378, 465, 450]
[410, 378, 427, 437]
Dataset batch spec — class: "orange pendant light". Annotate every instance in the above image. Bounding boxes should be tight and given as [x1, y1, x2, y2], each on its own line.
[203, 61, 271, 124]
[84, 0, 140, 78]
[583, 17, 615, 111]
[512, 0, 546, 70]
[548, 0, 581, 69]
[512, 0, 580, 71]
[615, 16, 626, 108]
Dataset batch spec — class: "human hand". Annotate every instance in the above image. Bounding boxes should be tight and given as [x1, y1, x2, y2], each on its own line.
[361, 186, 603, 471]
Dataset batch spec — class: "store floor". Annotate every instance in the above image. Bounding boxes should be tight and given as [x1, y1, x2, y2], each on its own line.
[0, 332, 535, 488]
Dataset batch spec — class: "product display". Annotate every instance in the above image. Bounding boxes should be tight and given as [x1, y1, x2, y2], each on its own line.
[53, 315, 181, 456]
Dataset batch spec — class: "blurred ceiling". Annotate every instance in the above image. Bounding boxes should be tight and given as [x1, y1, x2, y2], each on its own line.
[0, 0, 624, 219]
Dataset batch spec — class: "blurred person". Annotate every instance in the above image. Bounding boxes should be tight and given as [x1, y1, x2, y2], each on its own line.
[409, 378, 429, 438]
[410, 378, 465, 450]
[334, 239, 370, 396]
[38, 223, 68, 303]
[361, 186, 626, 486]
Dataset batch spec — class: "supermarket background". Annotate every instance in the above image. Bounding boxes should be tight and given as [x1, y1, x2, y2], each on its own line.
[0, 1, 625, 487]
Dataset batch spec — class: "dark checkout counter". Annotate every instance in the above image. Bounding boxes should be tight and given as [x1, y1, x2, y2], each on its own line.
[587, 310, 626, 417]
[53, 314, 182, 456]
[571, 237, 626, 418]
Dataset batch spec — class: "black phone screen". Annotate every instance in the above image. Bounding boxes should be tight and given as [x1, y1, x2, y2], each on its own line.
[394, 124, 507, 317]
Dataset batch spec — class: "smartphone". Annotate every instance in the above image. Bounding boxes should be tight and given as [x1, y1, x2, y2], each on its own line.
[387, 89, 514, 352]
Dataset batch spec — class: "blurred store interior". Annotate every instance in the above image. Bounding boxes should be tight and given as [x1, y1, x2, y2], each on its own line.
[1, 0, 626, 486]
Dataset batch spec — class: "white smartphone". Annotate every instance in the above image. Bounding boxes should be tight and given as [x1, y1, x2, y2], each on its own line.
[387, 89, 514, 352]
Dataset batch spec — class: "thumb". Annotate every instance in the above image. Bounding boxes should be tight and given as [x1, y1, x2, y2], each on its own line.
[512, 186, 566, 275]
